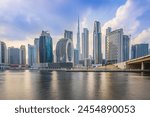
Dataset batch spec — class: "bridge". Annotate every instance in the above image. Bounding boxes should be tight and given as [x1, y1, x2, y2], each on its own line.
[126, 55, 150, 70]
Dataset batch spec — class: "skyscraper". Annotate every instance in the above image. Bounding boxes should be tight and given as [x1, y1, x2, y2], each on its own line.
[53, 50, 57, 63]
[131, 44, 149, 59]
[123, 35, 130, 61]
[8, 47, 20, 65]
[34, 38, 39, 64]
[0, 41, 7, 64]
[93, 21, 102, 64]
[28, 44, 34, 67]
[76, 17, 80, 60]
[82, 28, 89, 59]
[105, 27, 111, 63]
[74, 49, 79, 65]
[56, 38, 74, 63]
[39, 31, 53, 63]
[105, 28, 130, 64]
[105, 28, 123, 64]
[20, 45, 26, 65]
[64, 30, 73, 41]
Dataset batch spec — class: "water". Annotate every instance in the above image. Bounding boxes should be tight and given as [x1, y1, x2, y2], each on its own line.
[0, 70, 150, 100]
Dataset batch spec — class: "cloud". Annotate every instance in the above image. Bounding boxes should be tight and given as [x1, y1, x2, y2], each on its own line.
[132, 28, 150, 45]
[0, 0, 150, 59]
[0, 1, 87, 40]
[73, 0, 150, 57]
[0, 0, 74, 41]
[100, 0, 150, 57]
[102, 0, 150, 35]
[0, 0, 126, 42]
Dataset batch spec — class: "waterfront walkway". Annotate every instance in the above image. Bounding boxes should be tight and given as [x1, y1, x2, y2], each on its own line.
[65, 69, 150, 72]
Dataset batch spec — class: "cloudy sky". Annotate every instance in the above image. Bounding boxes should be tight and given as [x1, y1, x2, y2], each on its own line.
[0, 0, 150, 57]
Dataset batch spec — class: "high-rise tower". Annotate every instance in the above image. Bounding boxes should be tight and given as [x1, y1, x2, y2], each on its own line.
[28, 44, 34, 67]
[34, 38, 39, 64]
[131, 44, 149, 59]
[8, 47, 20, 65]
[39, 31, 53, 63]
[20, 45, 26, 65]
[64, 30, 73, 41]
[93, 21, 102, 64]
[105, 28, 130, 64]
[82, 28, 89, 59]
[76, 16, 80, 60]
[0, 41, 7, 64]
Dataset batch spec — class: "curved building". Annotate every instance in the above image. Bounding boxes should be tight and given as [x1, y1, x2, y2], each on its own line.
[56, 38, 74, 63]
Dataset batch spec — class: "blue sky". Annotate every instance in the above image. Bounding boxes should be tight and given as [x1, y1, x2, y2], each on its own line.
[0, 0, 150, 55]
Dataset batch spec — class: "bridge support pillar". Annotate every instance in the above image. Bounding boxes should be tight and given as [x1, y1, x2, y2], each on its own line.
[141, 62, 144, 70]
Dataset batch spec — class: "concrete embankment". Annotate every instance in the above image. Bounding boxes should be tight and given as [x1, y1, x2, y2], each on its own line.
[65, 69, 150, 72]
[34, 65, 150, 72]
[66, 65, 150, 72]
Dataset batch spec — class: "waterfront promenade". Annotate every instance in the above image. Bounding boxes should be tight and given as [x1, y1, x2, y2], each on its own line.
[38, 65, 150, 72]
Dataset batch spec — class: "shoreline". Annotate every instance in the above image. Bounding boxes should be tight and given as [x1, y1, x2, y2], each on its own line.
[39, 69, 150, 72]
[1, 69, 150, 73]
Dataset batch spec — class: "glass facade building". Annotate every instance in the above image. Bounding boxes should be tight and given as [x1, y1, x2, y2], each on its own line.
[131, 44, 149, 59]
[106, 28, 123, 64]
[123, 35, 130, 61]
[34, 38, 39, 64]
[20, 45, 26, 65]
[0, 41, 7, 64]
[64, 30, 73, 41]
[105, 28, 130, 64]
[74, 49, 79, 65]
[82, 28, 89, 60]
[8, 47, 20, 64]
[28, 44, 34, 67]
[93, 21, 102, 64]
[39, 31, 53, 63]
[76, 17, 80, 60]
[56, 38, 74, 63]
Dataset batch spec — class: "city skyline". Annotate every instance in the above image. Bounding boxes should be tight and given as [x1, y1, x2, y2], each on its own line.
[0, 0, 150, 58]
[0, 28, 149, 66]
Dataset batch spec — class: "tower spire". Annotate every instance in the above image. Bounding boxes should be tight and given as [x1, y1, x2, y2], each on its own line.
[78, 16, 80, 34]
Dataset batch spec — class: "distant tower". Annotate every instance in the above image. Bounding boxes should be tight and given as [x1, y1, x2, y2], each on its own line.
[34, 38, 39, 64]
[74, 49, 79, 65]
[0, 41, 7, 64]
[76, 16, 80, 60]
[64, 30, 73, 41]
[123, 35, 130, 61]
[82, 28, 89, 59]
[93, 21, 102, 64]
[28, 44, 34, 67]
[131, 44, 149, 59]
[39, 31, 53, 63]
[8, 47, 20, 65]
[20, 45, 26, 65]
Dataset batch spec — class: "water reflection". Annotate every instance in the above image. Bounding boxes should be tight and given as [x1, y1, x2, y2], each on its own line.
[0, 70, 150, 100]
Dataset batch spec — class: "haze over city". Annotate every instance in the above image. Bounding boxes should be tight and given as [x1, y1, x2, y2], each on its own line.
[0, 0, 150, 57]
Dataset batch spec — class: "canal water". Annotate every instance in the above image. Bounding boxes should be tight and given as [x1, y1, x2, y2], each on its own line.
[0, 70, 150, 100]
